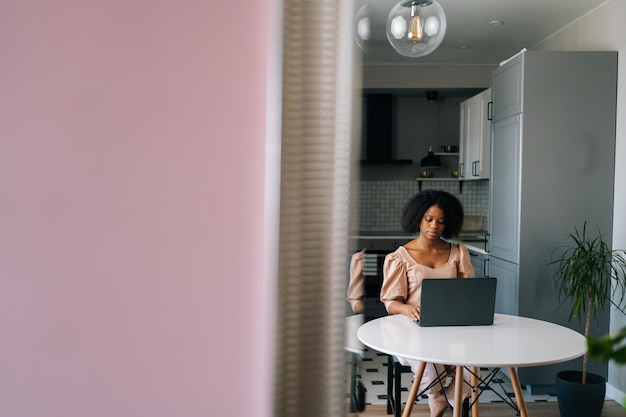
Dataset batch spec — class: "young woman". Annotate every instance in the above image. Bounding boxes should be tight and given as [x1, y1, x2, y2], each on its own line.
[380, 190, 475, 417]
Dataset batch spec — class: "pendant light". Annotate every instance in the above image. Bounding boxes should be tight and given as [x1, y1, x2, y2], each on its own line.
[354, 3, 370, 54]
[386, 0, 447, 58]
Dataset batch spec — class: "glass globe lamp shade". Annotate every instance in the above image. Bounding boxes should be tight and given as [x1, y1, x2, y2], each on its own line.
[354, 4, 370, 54]
[386, 0, 447, 58]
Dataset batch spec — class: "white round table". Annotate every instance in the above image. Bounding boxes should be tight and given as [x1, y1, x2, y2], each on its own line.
[357, 313, 586, 417]
[345, 314, 365, 356]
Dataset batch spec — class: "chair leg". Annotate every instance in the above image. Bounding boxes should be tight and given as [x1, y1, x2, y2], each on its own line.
[387, 355, 394, 415]
[395, 361, 403, 417]
[349, 353, 360, 412]
[462, 397, 470, 417]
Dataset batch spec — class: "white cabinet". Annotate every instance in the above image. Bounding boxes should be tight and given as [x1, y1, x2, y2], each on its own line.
[488, 257, 518, 316]
[459, 88, 491, 180]
[489, 114, 520, 263]
[491, 60, 522, 122]
[489, 50, 617, 392]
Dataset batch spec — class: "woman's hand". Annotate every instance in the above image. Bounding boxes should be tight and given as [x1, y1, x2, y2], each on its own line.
[402, 304, 420, 322]
[388, 301, 420, 322]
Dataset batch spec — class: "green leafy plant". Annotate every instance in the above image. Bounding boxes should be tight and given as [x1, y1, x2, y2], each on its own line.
[588, 327, 626, 409]
[588, 327, 626, 363]
[550, 222, 626, 384]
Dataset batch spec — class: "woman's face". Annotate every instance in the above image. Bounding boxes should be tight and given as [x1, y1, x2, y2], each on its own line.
[420, 204, 446, 240]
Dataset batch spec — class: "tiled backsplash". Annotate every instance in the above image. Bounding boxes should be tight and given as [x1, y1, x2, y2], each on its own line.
[356, 180, 490, 232]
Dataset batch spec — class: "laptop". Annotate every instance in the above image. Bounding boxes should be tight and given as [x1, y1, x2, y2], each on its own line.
[418, 278, 497, 327]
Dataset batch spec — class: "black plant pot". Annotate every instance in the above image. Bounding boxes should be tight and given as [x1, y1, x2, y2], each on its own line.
[556, 370, 606, 417]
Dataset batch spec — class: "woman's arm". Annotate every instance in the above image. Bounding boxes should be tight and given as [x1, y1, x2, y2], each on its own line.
[386, 300, 420, 322]
[380, 251, 420, 321]
[456, 243, 476, 278]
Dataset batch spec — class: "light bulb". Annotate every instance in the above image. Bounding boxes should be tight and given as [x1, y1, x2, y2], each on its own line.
[407, 4, 423, 42]
[424, 16, 440, 36]
[354, 3, 371, 54]
[357, 17, 370, 40]
[390, 16, 406, 40]
[386, 0, 447, 58]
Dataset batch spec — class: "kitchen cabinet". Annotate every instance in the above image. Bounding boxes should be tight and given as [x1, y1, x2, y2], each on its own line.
[363, 94, 396, 163]
[467, 247, 488, 278]
[489, 50, 617, 393]
[491, 58, 522, 122]
[459, 88, 491, 180]
[488, 256, 518, 315]
[489, 114, 520, 262]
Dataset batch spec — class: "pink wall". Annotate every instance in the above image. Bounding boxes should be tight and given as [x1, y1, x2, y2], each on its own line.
[0, 1, 272, 416]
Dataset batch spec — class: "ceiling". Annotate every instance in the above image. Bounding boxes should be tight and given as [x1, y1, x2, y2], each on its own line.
[359, 0, 608, 65]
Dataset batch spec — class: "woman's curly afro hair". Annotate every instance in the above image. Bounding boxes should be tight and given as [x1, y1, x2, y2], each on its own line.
[400, 190, 464, 239]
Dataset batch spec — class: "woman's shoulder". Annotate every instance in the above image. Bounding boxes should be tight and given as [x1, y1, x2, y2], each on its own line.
[351, 249, 365, 262]
[386, 245, 409, 258]
[385, 245, 413, 265]
[449, 240, 468, 250]
[448, 241, 470, 257]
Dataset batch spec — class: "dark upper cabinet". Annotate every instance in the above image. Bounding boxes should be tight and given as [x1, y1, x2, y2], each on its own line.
[362, 94, 411, 164]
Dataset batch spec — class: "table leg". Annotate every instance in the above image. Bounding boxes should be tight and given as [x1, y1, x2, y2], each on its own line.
[453, 366, 463, 417]
[402, 361, 426, 417]
[470, 366, 480, 417]
[508, 367, 529, 417]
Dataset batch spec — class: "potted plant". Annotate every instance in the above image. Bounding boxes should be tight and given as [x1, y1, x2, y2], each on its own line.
[550, 222, 626, 417]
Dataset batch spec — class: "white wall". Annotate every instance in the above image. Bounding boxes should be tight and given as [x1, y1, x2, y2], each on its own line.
[533, 0, 626, 402]
[0, 2, 274, 416]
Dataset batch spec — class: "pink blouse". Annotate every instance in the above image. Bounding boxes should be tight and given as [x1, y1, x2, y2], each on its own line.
[380, 243, 475, 310]
[346, 249, 365, 309]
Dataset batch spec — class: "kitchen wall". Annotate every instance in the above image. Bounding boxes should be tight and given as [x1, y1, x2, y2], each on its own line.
[358, 88, 491, 227]
[363, 64, 494, 89]
[532, 0, 626, 403]
[357, 180, 490, 232]
[363, 92, 478, 164]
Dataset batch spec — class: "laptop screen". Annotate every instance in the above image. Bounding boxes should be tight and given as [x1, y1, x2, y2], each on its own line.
[418, 278, 497, 327]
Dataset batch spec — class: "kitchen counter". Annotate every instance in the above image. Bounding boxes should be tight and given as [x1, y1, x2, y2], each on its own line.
[454, 239, 488, 254]
[351, 232, 488, 254]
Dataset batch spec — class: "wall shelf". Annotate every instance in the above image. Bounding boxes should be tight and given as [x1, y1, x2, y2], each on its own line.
[415, 178, 460, 182]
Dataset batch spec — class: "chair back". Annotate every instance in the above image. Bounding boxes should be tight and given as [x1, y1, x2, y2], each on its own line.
[362, 251, 388, 321]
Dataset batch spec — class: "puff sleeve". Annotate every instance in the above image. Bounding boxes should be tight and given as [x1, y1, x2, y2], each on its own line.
[380, 251, 409, 311]
[456, 243, 475, 278]
[346, 250, 365, 310]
